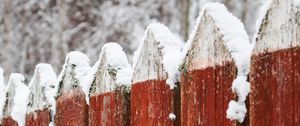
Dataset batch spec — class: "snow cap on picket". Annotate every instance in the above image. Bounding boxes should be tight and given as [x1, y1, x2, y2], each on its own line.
[2, 73, 29, 126]
[56, 51, 91, 96]
[89, 42, 132, 95]
[27, 63, 57, 114]
[133, 23, 183, 89]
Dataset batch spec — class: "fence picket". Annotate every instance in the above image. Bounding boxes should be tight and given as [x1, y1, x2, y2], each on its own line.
[131, 23, 183, 126]
[250, 0, 300, 125]
[89, 43, 132, 126]
[55, 52, 90, 126]
[26, 64, 57, 126]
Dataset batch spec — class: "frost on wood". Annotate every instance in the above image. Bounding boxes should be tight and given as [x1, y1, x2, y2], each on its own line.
[133, 23, 183, 89]
[253, 0, 298, 54]
[181, 3, 251, 124]
[56, 51, 91, 96]
[26, 63, 57, 125]
[90, 43, 132, 95]
[2, 73, 29, 126]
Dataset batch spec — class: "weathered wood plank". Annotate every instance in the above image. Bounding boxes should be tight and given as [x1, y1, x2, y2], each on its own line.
[250, 0, 300, 125]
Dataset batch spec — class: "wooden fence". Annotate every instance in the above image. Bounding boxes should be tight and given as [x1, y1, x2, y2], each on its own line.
[0, 0, 299, 126]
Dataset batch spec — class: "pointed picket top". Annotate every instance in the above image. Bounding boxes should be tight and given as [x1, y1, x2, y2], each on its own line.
[3, 73, 29, 126]
[253, 0, 298, 54]
[27, 63, 57, 114]
[183, 3, 251, 72]
[56, 51, 91, 96]
[89, 43, 132, 95]
[133, 23, 183, 89]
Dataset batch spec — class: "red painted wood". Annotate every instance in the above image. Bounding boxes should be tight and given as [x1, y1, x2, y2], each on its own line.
[25, 109, 51, 126]
[2, 116, 18, 126]
[250, 47, 300, 126]
[89, 88, 130, 126]
[131, 80, 175, 126]
[181, 62, 237, 126]
[55, 88, 88, 126]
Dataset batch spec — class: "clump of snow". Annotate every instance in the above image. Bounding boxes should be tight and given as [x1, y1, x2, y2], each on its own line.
[56, 51, 91, 97]
[0, 67, 4, 122]
[182, 3, 251, 122]
[5, 73, 29, 126]
[133, 23, 183, 89]
[226, 100, 247, 123]
[90, 43, 132, 94]
[27, 63, 57, 121]
[168, 113, 176, 120]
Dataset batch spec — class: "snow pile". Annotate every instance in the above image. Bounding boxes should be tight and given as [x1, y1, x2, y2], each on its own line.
[27, 64, 57, 117]
[56, 51, 91, 96]
[0, 67, 4, 122]
[183, 3, 251, 122]
[91, 43, 132, 94]
[4, 73, 29, 126]
[133, 23, 183, 89]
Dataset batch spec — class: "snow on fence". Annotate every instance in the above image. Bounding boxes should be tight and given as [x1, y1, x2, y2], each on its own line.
[0, 1, 299, 126]
[250, 0, 300, 125]
[2, 73, 29, 126]
[88, 43, 132, 126]
[54, 52, 90, 126]
[26, 64, 57, 126]
[131, 23, 183, 126]
[180, 3, 251, 126]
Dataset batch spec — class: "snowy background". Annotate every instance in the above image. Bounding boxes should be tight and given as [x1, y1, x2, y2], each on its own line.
[0, 0, 266, 81]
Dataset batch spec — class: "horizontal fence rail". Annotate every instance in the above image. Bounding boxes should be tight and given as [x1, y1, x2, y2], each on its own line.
[0, 1, 299, 126]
